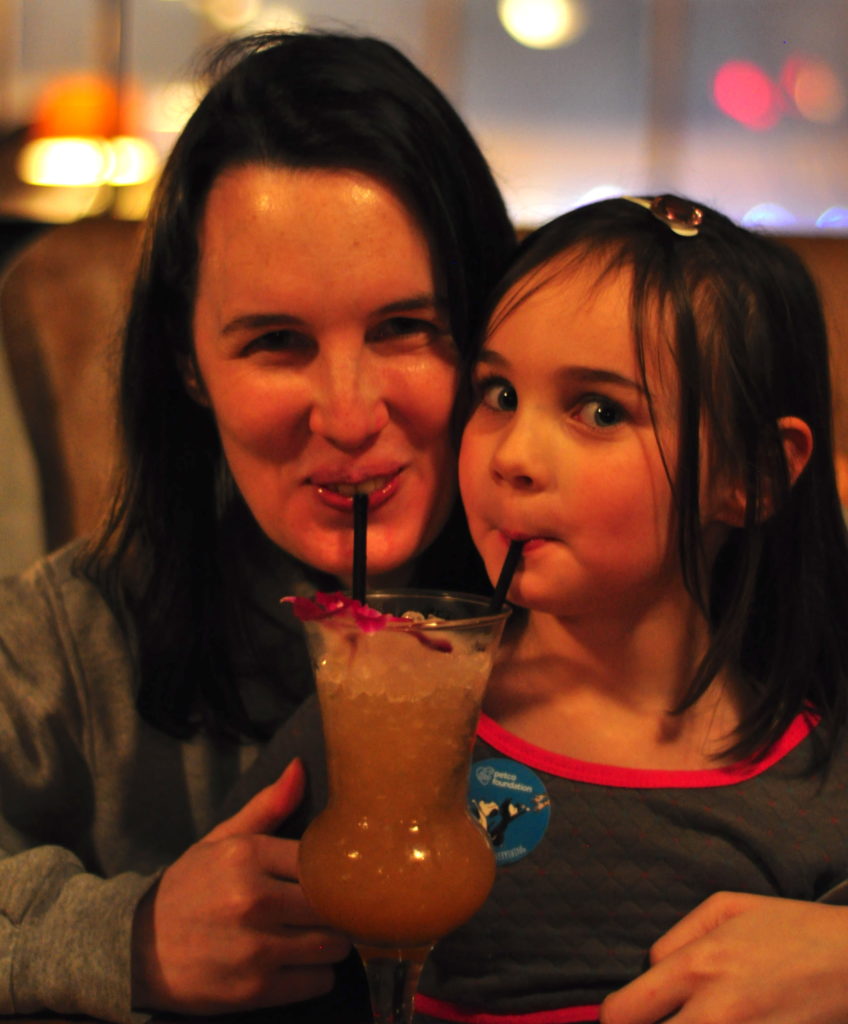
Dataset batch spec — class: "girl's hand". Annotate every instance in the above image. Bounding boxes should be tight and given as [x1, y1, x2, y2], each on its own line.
[600, 891, 848, 1024]
[132, 758, 351, 1013]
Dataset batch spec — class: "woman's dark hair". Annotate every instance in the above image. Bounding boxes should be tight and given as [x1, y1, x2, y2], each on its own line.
[82, 31, 515, 739]
[476, 196, 848, 765]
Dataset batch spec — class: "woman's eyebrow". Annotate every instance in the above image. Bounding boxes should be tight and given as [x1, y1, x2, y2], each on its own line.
[377, 293, 443, 315]
[221, 294, 445, 336]
[222, 312, 304, 335]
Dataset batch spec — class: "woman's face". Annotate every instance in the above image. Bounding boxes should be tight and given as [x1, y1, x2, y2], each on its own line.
[192, 164, 459, 581]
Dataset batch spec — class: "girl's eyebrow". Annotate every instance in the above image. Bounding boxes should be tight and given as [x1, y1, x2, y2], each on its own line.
[476, 349, 645, 395]
[565, 366, 646, 395]
[221, 293, 445, 336]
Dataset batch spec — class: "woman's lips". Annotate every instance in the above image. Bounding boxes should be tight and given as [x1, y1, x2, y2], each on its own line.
[314, 470, 402, 512]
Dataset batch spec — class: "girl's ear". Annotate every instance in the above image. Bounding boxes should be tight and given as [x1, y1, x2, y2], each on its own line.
[778, 415, 814, 488]
[710, 416, 814, 527]
[181, 354, 210, 407]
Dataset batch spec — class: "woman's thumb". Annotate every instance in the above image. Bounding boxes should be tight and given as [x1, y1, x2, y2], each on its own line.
[206, 758, 306, 841]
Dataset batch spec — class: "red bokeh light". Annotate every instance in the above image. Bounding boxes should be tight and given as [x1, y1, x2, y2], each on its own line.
[712, 61, 783, 131]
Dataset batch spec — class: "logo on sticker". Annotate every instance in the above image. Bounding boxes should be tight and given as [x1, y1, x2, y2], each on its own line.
[468, 758, 551, 865]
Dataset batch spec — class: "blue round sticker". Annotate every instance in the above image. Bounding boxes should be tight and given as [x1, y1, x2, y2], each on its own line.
[468, 758, 551, 865]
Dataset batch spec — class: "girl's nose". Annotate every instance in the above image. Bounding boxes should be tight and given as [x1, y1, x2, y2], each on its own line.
[490, 414, 550, 492]
[308, 352, 390, 450]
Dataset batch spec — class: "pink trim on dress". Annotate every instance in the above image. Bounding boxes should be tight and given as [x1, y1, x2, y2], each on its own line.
[477, 712, 816, 789]
[415, 993, 599, 1023]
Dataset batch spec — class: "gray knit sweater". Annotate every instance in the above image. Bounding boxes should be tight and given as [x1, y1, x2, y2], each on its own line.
[0, 542, 313, 1022]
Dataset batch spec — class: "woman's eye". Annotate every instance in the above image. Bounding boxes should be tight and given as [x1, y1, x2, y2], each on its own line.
[577, 396, 625, 429]
[369, 317, 448, 345]
[243, 330, 314, 357]
[478, 377, 517, 412]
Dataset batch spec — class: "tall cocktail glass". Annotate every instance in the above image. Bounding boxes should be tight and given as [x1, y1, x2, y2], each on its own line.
[296, 591, 510, 1024]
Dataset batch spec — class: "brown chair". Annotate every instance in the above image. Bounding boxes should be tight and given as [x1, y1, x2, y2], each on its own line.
[777, 235, 848, 505]
[0, 216, 142, 551]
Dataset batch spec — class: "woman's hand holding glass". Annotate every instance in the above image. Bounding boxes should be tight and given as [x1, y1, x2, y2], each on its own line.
[131, 760, 349, 1013]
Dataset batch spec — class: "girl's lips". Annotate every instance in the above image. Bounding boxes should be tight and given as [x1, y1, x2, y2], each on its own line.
[314, 471, 402, 512]
[499, 530, 548, 554]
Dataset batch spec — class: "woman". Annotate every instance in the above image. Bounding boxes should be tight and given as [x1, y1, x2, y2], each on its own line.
[0, 30, 514, 1022]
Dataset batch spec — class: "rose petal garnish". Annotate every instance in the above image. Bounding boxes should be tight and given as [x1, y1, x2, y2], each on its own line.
[281, 591, 453, 650]
[282, 591, 407, 632]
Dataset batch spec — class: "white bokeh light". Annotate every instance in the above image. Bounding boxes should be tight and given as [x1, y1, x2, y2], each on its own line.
[246, 2, 305, 33]
[498, 0, 587, 50]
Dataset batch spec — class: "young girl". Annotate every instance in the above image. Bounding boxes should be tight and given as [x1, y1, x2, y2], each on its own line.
[225, 195, 848, 1023]
[414, 195, 848, 1023]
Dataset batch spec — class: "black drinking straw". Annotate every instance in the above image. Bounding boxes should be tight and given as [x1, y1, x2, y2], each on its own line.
[352, 493, 368, 604]
[488, 539, 523, 612]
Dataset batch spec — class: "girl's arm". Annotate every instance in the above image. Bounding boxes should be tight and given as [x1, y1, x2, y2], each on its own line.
[600, 891, 848, 1024]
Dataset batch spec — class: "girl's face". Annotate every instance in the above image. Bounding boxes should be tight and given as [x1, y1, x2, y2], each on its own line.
[460, 259, 689, 621]
[192, 164, 459, 581]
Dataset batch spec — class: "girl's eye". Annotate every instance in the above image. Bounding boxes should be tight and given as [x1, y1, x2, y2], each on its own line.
[478, 377, 518, 412]
[577, 396, 626, 429]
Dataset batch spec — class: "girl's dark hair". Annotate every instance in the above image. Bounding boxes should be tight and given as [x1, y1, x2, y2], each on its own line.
[481, 196, 848, 766]
[82, 31, 515, 740]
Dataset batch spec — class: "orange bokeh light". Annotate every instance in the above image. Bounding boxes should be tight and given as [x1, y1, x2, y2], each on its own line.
[29, 72, 142, 139]
[782, 56, 846, 124]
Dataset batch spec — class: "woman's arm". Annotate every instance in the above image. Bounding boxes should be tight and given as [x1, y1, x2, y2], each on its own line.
[0, 553, 352, 1021]
[0, 847, 157, 1022]
[0, 556, 158, 1022]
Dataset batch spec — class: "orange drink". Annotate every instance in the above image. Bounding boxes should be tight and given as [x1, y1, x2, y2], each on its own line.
[294, 591, 509, 1021]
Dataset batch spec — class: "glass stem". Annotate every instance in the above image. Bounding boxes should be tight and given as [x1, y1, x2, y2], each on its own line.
[358, 946, 430, 1024]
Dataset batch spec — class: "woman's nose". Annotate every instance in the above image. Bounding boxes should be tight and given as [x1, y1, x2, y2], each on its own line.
[490, 414, 550, 492]
[308, 351, 390, 450]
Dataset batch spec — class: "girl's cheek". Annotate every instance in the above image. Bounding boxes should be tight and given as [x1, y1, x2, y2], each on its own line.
[458, 439, 491, 546]
[457, 436, 478, 509]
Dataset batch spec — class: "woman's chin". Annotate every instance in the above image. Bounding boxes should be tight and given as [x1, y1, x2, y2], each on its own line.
[270, 517, 437, 588]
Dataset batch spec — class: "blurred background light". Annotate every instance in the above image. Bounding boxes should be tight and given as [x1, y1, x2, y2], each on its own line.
[107, 135, 159, 185]
[178, 0, 304, 32]
[1, 0, 845, 232]
[244, 2, 305, 33]
[741, 202, 797, 229]
[575, 184, 627, 205]
[497, 0, 587, 50]
[713, 60, 783, 131]
[17, 137, 110, 187]
[190, 0, 262, 31]
[782, 56, 846, 125]
[27, 72, 120, 139]
[147, 81, 200, 136]
[15, 70, 157, 188]
[17, 135, 158, 187]
[817, 206, 848, 230]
